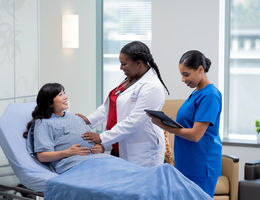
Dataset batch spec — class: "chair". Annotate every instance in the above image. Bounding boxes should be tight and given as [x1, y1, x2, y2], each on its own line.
[238, 160, 260, 200]
[162, 99, 185, 152]
[214, 155, 239, 200]
[162, 99, 239, 200]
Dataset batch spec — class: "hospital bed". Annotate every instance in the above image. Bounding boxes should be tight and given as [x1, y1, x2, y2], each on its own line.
[0, 102, 213, 200]
[0, 102, 55, 199]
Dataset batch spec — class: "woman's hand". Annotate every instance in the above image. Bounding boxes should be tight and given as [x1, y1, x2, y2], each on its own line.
[66, 144, 91, 156]
[76, 113, 91, 125]
[82, 132, 101, 144]
[37, 144, 90, 163]
[91, 144, 104, 154]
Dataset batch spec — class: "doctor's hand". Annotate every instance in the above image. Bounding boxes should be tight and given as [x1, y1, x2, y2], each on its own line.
[147, 113, 165, 129]
[76, 113, 91, 125]
[82, 131, 101, 144]
[91, 144, 104, 154]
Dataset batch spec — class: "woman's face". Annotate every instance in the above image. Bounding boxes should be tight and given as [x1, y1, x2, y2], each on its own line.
[52, 90, 68, 115]
[179, 63, 204, 88]
[119, 53, 141, 79]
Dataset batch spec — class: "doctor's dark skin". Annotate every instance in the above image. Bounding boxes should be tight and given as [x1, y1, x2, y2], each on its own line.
[81, 53, 150, 146]
[119, 53, 149, 81]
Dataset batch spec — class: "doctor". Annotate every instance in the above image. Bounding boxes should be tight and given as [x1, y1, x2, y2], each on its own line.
[79, 41, 169, 167]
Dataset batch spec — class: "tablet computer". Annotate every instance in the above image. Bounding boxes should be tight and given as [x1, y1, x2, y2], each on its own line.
[144, 109, 183, 128]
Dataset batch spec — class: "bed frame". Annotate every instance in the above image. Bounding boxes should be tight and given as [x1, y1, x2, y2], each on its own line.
[0, 184, 43, 200]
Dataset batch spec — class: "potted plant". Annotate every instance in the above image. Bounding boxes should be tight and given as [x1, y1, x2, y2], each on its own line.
[256, 120, 260, 143]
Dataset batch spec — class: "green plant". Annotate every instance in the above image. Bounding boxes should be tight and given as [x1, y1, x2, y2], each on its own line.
[256, 120, 260, 134]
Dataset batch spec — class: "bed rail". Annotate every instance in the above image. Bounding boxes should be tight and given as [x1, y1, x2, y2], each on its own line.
[0, 184, 43, 200]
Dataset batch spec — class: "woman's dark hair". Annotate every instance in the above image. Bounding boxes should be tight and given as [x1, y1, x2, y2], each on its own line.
[120, 41, 170, 95]
[23, 83, 65, 138]
[179, 50, 211, 73]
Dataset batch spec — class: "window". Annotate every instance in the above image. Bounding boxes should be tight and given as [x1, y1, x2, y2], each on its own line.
[0, 0, 39, 116]
[225, 0, 260, 141]
[103, 0, 152, 98]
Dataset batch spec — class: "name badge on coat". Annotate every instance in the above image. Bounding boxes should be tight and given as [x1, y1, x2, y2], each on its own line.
[130, 91, 138, 103]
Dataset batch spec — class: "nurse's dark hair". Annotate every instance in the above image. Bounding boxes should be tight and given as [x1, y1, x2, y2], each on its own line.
[23, 83, 64, 138]
[179, 50, 211, 73]
[120, 41, 170, 95]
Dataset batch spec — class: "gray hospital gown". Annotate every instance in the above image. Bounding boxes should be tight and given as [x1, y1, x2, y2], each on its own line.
[26, 112, 105, 174]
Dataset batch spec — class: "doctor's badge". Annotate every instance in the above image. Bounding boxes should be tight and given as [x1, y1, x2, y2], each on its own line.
[130, 91, 138, 103]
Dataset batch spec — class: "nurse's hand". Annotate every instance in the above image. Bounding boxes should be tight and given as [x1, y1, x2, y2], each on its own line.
[76, 113, 91, 125]
[91, 144, 104, 154]
[147, 113, 165, 129]
[82, 131, 101, 144]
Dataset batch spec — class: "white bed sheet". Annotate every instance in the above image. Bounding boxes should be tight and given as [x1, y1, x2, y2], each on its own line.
[0, 102, 58, 192]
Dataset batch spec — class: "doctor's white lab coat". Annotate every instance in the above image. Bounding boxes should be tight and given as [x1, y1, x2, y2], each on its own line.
[88, 68, 165, 167]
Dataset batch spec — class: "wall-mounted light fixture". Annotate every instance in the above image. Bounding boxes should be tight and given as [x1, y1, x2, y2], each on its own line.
[62, 14, 79, 48]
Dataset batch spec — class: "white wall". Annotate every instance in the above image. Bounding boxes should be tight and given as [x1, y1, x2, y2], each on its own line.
[152, 0, 219, 100]
[40, 0, 96, 115]
[152, 0, 259, 181]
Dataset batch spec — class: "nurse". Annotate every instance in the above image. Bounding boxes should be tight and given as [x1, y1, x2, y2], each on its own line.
[148, 50, 222, 197]
[79, 41, 169, 167]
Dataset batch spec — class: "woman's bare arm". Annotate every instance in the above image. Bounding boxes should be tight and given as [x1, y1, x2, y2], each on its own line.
[37, 144, 90, 162]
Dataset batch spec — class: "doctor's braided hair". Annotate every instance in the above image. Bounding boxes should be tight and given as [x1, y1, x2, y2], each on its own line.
[23, 83, 65, 138]
[120, 41, 170, 95]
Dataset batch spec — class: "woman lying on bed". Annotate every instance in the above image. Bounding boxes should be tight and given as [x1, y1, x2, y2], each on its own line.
[23, 83, 105, 174]
[20, 84, 212, 199]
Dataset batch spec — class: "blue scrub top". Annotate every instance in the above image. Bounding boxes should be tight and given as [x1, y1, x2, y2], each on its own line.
[174, 84, 222, 178]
